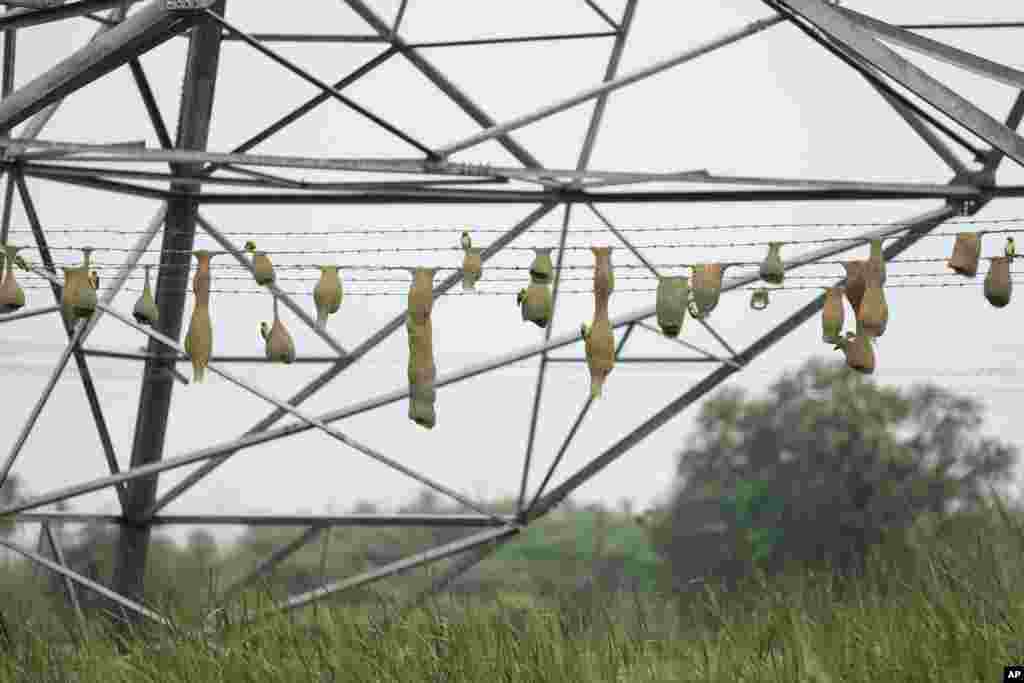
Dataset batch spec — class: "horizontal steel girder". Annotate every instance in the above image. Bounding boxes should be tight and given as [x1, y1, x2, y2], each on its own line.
[192, 187, 995, 204]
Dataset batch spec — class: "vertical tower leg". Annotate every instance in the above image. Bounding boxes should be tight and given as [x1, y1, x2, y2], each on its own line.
[111, 2, 226, 614]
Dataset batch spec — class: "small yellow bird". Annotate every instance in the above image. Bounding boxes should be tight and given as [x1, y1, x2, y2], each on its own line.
[516, 289, 526, 307]
[245, 240, 275, 286]
[259, 321, 270, 341]
[460, 231, 471, 251]
[580, 322, 590, 340]
[1006, 236, 1017, 259]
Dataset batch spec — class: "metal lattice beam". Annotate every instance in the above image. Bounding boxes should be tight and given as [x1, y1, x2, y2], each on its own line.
[0, 0, 1020, 629]
[111, 0, 227, 609]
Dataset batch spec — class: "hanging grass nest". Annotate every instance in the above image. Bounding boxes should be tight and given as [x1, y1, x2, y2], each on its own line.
[0, 244, 26, 314]
[193, 249, 213, 300]
[834, 332, 875, 375]
[313, 265, 342, 329]
[461, 246, 483, 291]
[518, 281, 552, 328]
[261, 294, 296, 364]
[529, 247, 554, 284]
[244, 241, 275, 286]
[947, 232, 982, 277]
[690, 263, 729, 319]
[184, 300, 212, 383]
[821, 285, 845, 344]
[857, 271, 888, 338]
[407, 267, 437, 326]
[184, 250, 215, 383]
[61, 247, 96, 324]
[584, 315, 615, 399]
[655, 276, 689, 338]
[842, 260, 868, 314]
[749, 288, 770, 311]
[133, 264, 159, 326]
[867, 238, 886, 286]
[759, 242, 784, 285]
[984, 256, 1012, 308]
[406, 314, 436, 430]
[591, 246, 614, 300]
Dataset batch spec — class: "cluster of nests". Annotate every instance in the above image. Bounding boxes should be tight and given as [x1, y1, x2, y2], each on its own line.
[813, 233, 1014, 375]
[0, 231, 1016, 427]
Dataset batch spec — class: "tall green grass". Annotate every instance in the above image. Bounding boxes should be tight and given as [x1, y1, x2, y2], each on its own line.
[1, 500, 1022, 682]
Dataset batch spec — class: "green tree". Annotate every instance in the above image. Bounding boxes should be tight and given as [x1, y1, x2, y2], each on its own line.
[653, 358, 1018, 587]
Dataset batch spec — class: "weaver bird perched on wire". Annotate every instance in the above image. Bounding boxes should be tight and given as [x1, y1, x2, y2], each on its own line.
[580, 322, 590, 340]
[259, 321, 270, 342]
[1006, 236, 1016, 259]
[460, 231, 471, 251]
[244, 240, 275, 286]
[516, 288, 526, 307]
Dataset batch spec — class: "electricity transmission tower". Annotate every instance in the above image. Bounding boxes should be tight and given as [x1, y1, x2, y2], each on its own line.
[1, 0, 1023, 628]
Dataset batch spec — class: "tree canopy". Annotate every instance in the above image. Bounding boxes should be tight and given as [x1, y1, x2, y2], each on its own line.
[651, 358, 1018, 587]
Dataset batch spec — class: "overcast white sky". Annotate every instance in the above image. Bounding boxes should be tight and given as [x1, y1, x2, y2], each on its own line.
[2, 0, 1024, 546]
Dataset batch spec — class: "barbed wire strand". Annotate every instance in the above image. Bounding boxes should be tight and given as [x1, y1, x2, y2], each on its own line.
[13, 269, 1012, 284]
[11, 279, 1020, 296]
[1, 215, 1022, 236]
[5, 228, 1019, 259]
[10, 255, 1014, 276]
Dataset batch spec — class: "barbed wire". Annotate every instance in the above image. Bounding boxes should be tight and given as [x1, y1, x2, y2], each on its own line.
[7, 255, 1011, 274]
[13, 269, 1010, 285]
[12, 279, 1020, 296]
[2, 216, 1022, 236]
[5, 228, 1018, 258]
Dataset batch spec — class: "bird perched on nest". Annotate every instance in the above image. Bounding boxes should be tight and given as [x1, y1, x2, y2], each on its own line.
[244, 240, 275, 286]
[580, 322, 590, 340]
[1006, 236, 1016, 260]
[460, 231, 471, 251]
[516, 289, 525, 307]
[259, 321, 270, 342]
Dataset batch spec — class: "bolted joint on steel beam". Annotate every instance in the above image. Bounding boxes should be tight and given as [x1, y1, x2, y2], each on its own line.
[952, 166, 997, 191]
[945, 171, 992, 217]
[945, 194, 990, 218]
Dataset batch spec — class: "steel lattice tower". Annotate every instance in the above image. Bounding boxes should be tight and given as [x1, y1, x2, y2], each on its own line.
[0, 0, 1022, 628]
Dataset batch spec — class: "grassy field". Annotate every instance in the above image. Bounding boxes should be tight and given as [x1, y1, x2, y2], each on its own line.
[1, 501, 1022, 682]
